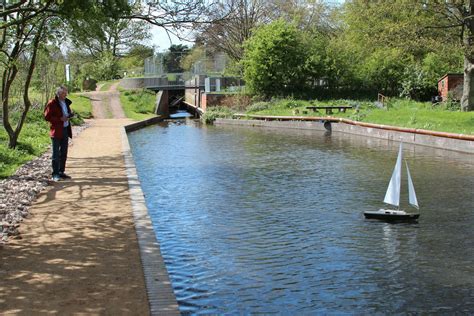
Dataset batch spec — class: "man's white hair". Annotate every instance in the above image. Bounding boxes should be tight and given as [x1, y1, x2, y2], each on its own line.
[55, 85, 68, 97]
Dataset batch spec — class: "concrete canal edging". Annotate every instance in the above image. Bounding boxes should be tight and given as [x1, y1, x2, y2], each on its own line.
[121, 117, 180, 316]
[215, 117, 474, 154]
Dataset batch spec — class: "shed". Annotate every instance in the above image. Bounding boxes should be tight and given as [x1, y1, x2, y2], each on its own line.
[438, 73, 463, 101]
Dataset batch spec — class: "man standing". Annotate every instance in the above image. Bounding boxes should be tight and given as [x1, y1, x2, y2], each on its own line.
[44, 86, 73, 181]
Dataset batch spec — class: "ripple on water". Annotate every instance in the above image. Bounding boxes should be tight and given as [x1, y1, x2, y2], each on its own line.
[128, 122, 474, 314]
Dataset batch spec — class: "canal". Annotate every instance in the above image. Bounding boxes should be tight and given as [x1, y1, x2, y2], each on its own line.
[128, 120, 474, 314]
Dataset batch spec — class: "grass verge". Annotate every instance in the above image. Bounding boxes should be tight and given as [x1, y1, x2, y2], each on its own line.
[0, 109, 50, 178]
[119, 89, 157, 121]
[69, 93, 93, 121]
[245, 98, 474, 135]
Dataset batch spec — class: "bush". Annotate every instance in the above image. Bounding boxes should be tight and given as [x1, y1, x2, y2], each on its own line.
[201, 106, 235, 124]
[443, 92, 461, 111]
[246, 101, 270, 112]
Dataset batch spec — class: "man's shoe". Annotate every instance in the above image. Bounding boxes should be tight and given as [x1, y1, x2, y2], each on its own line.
[59, 173, 71, 179]
[52, 174, 61, 182]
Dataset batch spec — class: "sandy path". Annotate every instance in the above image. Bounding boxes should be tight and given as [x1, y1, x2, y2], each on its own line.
[0, 118, 150, 314]
[87, 82, 125, 119]
[0, 81, 180, 314]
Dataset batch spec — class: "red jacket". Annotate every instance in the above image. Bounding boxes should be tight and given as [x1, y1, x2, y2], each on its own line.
[44, 96, 73, 139]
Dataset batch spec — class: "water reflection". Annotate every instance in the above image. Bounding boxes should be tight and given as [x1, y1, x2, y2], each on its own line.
[128, 121, 474, 314]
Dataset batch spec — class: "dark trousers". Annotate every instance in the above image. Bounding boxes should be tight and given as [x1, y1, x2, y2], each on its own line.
[51, 127, 69, 176]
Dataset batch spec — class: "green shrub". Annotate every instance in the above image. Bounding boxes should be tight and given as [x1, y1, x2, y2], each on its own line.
[246, 101, 270, 112]
[443, 92, 461, 111]
[282, 100, 304, 109]
[201, 106, 235, 124]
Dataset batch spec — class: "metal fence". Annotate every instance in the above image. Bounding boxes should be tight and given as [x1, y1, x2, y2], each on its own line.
[144, 52, 228, 77]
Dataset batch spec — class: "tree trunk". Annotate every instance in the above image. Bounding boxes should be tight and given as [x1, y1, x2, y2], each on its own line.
[461, 2, 474, 111]
[461, 56, 474, 111]
[3, 66, 19, 148]
[11, 21, 45, 149]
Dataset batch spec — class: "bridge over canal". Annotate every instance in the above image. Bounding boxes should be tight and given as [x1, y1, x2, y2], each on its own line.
[121, 72, 243, 118]
[120, 53, 243, 118]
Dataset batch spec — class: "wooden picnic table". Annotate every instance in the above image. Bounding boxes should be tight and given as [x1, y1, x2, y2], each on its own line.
[306, 105, 353, 114]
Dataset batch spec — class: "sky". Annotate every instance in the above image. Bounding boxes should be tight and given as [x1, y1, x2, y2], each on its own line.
[151, 26, 191, 52]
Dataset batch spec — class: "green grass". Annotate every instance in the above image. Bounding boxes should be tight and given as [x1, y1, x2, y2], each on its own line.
[0, 109, 50, 178]
[246, 98, 474, 135]
[69, 93, 93, 120]
[119, 89, 157, 121]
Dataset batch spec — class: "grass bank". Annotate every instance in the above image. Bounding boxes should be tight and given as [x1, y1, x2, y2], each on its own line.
[119, 89, 157, 121]
[0, 93, 92, 178]
[244, 98, 474, 135]
[69, 94, 93, 120]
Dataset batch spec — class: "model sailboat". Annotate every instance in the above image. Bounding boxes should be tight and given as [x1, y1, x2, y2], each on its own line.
[364, 143, 420, 221]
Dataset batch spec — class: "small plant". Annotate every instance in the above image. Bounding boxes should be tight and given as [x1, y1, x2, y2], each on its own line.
[246, 101, 270, 112]
[422, 122, 434, 130]
[283, 100, 300, 109]
[409, 114, 417, 125]
[443, 92, 461, 111]
[201, 106, 235, 124]
[350, 112, 366, 121]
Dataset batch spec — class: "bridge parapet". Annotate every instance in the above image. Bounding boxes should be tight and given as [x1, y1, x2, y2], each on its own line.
[144, 73, 207, 90]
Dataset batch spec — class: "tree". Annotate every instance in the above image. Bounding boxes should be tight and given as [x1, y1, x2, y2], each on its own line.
[68, 16, 151, 58]
[32, 45, 67, 105]
[197, 0, 269, 61]
[242, 19, 309, 97]
[265, 0, 333, 34]
[335, 0, 463, 98]
[1, 3, 50, 149]
[162, 44, 190, 73]
[119, 44, 154, 76]
[1, 0, 228, 148]
[423, 1, 473, 110]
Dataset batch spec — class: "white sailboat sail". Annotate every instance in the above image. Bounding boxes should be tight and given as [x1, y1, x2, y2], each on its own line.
[383, 143, 403, 207]
[405, 161, 419, 209]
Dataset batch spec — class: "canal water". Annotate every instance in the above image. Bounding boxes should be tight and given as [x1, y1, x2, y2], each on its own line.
[128, 120, 474, 315]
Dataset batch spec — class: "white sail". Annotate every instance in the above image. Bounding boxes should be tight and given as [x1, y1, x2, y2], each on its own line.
[406, 161, 419, 209]
[383, 143, 403, 207]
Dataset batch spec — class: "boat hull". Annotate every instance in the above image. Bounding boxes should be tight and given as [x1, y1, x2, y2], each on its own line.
[364, 209, 420, 221]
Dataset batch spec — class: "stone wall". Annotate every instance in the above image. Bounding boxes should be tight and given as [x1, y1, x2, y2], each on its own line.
[215, 118, 474, 154]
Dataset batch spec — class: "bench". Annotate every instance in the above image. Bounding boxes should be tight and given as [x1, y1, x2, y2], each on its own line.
[305, 106, 353, 114]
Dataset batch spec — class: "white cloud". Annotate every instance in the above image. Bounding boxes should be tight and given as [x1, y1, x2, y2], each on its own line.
[151, 26, 193, 52]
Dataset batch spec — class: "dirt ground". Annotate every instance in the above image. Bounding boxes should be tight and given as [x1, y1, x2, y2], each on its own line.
[0, 84, 150, 314]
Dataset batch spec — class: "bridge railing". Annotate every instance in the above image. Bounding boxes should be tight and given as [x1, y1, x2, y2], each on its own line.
[144, 73, 196, 89]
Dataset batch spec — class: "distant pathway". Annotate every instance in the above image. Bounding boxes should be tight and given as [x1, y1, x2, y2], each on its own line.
[85, 81, 126, 119]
